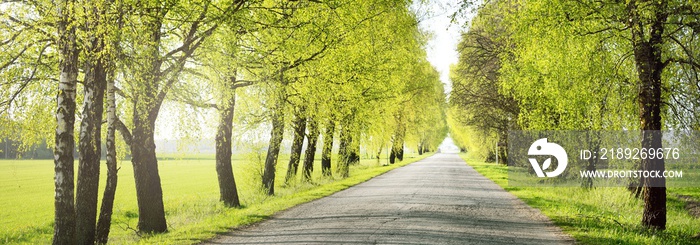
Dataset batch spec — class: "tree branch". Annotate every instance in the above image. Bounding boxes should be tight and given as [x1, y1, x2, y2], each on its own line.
[113, 85, 131, 100]
[115, 117, 132, 146]
[232, 79, 256, 89]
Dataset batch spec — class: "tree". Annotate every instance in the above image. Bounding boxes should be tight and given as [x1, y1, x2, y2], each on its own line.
[95, 71, 119, 244]
[0, 0, 451, 242]
[53, 0, 79, 243]
[0, 3, 57, 156]
[261, 82, 286, 195]
[448, 0, 519, 163]
[114, 0, 246, 232]
[456, 0, 700, 230]
[181, 21, 250, 209]
[254, 0, 360, 194]
[171, 5, 265, 207]
[389, 116, 405, 164]
[285, 106, 307, 183]
[301, 117, 319, 181]
[337, 115, 359, 177]
[320, 122, 334, 176]
[215, 80, 241, 207]
[95, 2, 126, 242]
[1, 0, 124, 242]
[75, 0, 112, 242]
[510, 0, 698, 230]
[405, 64, 448, 156]
[308, 0, 439, 173]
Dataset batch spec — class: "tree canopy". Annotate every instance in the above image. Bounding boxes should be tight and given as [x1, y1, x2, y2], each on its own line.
[0, 0, 448, 242]
[450, 0, 699, 231]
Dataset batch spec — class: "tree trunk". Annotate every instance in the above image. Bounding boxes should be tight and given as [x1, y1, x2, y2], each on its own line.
[302, 118, 320, 181]
[321, 122, 334, 177]
[337, 131, 350, 178]
[215, 86, 240, 207]
[75, 22, 107, 244]
[96, 3, 123, 241]
[582, 132, 599, 189]
[376, 147, 382, 162]
[96, 76, 118, 244]
[130, 101, 167, 233]
[628, 0, 667, 230]
[285, 110, 307, 183]
[349, 132, 360, 165]
[337, 121, 355, 178]
[53, 0, 78, 243]
[640, 132, 666, 230]
[498, 132, 508, 165]
[390, 126, 405, 163]
[397, 129, 405, 162]
[262, 101, 285, 195]
[389, 148, 396, 164]
[127, 11, 170, 233]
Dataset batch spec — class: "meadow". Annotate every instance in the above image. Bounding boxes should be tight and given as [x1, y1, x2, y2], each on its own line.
[1, 152, 431, 244]
[460, 154, 700, 245]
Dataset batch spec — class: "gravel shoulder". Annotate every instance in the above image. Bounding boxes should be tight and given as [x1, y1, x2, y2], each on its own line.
[206, 153, 574, 244]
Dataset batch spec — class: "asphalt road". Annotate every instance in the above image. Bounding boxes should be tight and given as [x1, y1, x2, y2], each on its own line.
[207, 153, 573, 244]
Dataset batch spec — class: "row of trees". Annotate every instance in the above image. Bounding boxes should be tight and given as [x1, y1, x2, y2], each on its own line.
[449, 0, 699, 231]
[0, 0, 448, 243]
[0, 139, 54, 159]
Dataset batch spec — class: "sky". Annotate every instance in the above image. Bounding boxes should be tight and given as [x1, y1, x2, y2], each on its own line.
[412, 0, 470, 95]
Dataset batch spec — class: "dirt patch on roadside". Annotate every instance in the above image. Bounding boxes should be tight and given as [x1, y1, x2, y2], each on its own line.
[677, 195, 700, 219]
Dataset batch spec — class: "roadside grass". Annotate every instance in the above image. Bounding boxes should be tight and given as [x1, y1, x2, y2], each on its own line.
[460, 153, 700, 245]
[0, 152, 431, 244]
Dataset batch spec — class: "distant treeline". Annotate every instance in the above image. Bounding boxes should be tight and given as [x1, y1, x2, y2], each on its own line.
[1, 139, 52, 159]
[0, 139, 104, 160]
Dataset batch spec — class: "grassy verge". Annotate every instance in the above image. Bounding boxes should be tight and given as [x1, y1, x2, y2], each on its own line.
[0, 152, 432, 244]
[459, 153, 700, 245]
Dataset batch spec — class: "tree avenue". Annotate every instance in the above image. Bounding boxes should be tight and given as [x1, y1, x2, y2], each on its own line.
[1, 0, 448, 243]
[450, 0, 699, 233]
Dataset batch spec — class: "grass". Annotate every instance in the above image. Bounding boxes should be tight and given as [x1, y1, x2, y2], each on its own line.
[0, 152, 432, 244]
[459, 153, 700, 245]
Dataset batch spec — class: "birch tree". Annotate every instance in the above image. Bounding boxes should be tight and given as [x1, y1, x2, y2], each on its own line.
[74, 0, 114, 242]
[53, 0, 79, 242]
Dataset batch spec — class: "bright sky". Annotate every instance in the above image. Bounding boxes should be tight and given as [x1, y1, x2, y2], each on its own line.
[413, 0, 470, 95]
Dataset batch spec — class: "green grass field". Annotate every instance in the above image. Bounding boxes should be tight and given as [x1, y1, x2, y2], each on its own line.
[460, 153, 700, 245]
[0, 152, 431, 244]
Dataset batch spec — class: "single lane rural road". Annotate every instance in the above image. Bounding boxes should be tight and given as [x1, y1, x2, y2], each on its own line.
[207, 153, 573, 244]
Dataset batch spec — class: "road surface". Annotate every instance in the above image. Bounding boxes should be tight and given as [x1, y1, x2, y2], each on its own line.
[207, 153, 573, 244]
